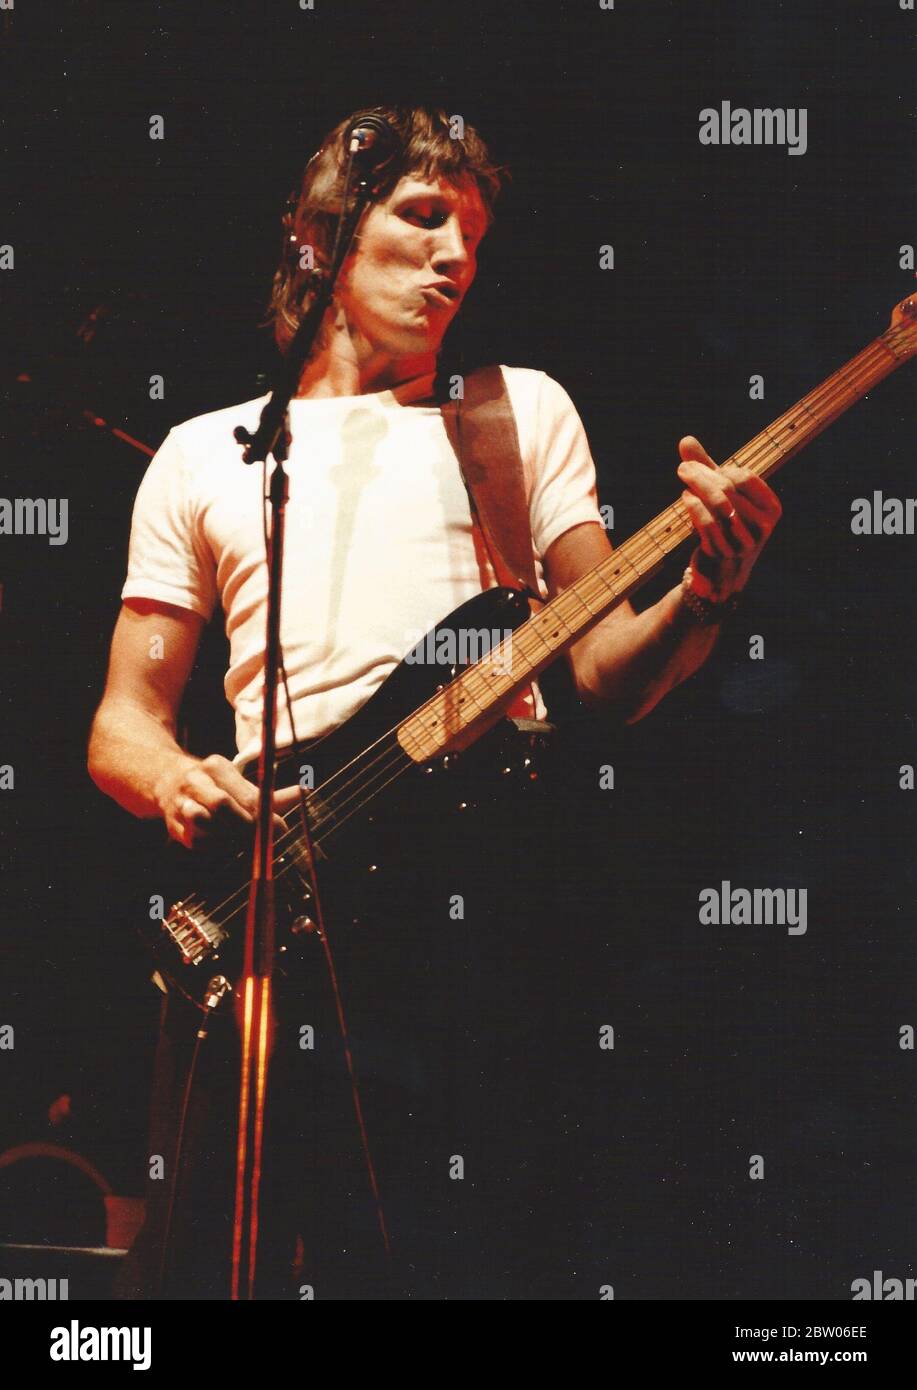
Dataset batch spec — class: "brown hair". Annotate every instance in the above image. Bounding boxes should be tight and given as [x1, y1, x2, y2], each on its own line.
[267, 105, 507, 354]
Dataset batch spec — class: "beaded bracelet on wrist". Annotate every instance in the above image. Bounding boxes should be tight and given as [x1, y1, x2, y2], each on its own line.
[680, 567, 742, 626]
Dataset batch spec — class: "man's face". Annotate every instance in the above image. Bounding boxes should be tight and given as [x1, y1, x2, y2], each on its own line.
[335, 172, 488, 357]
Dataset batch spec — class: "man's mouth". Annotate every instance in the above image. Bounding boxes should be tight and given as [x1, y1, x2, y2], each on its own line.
[420, 282, 459, 309]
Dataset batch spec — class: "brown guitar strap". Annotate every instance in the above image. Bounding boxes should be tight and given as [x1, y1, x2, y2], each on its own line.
[438, 364, 542, 602]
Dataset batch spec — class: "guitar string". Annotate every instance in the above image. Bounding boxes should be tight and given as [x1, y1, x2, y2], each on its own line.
[240, 328, 907, 838]
[176, 329, 902, 941]
[342, 328, 908, 769]
[175, 330, 904, 938]
[266, 329, 905, 836]
[172, 329, 909, 940]
[177, 326, 907, 943]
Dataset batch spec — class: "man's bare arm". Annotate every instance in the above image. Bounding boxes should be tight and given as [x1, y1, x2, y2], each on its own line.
[545, 523, 720, 724]
[87, 598, 294, 848]
[88, 599, 205, 816]
[544, 436, 782, 723]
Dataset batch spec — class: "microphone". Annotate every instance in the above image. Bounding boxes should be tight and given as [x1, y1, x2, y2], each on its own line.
[345, 112, 398, 167]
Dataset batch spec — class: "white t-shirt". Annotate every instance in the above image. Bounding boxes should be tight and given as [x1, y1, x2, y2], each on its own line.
[121, 365, 604, 765]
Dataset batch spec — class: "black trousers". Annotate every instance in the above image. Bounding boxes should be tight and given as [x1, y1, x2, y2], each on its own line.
[115, 738, 563, 1300]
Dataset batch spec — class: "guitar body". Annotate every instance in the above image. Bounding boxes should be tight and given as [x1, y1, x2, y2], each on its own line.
[150, 586, 544, 1007]
[262, 585, 533, 795]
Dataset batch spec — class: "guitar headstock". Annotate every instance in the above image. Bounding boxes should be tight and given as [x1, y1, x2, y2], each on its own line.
[889, 293, 917, 354]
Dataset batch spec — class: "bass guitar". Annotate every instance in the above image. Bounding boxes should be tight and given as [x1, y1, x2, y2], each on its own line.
[152, 294, 917, 1007]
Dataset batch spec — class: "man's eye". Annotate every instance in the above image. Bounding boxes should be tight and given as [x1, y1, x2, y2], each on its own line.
[404, 207, 447, 229]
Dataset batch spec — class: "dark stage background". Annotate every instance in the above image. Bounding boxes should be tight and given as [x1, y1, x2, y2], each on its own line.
[1, 0, 914, 1299]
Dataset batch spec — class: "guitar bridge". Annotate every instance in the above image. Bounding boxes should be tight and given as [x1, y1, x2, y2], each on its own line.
[162, 900, 228, 966]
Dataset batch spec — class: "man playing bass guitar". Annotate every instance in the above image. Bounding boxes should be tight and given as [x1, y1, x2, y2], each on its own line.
[87, 104, 781, 1299]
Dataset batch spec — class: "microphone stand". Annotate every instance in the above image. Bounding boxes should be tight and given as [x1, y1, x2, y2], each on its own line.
[228, 130, 384, 1300]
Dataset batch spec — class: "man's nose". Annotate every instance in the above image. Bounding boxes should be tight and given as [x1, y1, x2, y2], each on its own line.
[431, 216, 470, 277]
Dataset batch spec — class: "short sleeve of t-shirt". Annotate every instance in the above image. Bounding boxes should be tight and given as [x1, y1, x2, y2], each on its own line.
[503, 368, 604, 561]
[121, 428, 218, 620]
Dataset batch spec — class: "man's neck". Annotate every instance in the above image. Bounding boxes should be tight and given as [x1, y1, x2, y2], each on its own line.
[294, 322, 437, 400]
